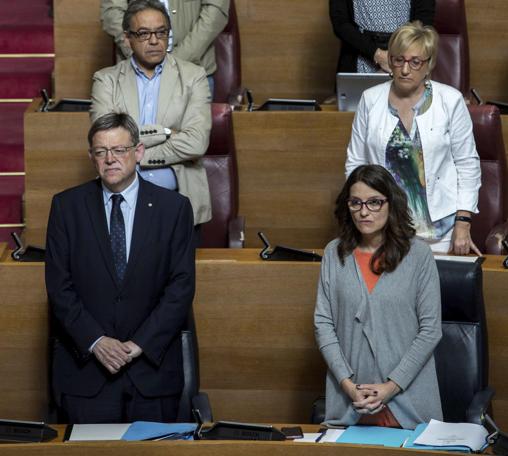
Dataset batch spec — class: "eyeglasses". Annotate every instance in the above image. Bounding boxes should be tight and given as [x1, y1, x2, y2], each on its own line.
[347, 198, 388, 212]
[390, 55, 430, 70]
[128, 28, 170, 42]
[90, 145, 136, 159]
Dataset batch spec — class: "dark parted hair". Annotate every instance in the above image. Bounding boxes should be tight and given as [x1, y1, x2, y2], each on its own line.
[335, 165, 416, 274]
[123, 0, 171, 32]
[87, 112, 140, 147]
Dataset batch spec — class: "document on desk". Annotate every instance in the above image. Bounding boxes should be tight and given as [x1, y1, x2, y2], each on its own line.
[296, 433, 323, 442]
[67, 423, 131, 441]
[122, 421, 196, 441]
[319, 429, 346, 442]
[295, 429, 345, 443]
[66, 422, 197, 442]
[410, 419, 488, 452]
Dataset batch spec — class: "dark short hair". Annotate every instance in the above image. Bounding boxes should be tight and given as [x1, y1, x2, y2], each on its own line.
[335, 164, 415, 274]
[87, 112, 140, 147]
[123, 0, 171, 32]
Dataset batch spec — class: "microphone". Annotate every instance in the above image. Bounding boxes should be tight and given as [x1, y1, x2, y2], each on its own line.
[502, 239, 508, 269]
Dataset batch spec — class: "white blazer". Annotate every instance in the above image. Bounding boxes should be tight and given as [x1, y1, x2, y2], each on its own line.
[345, 80, 481, 222]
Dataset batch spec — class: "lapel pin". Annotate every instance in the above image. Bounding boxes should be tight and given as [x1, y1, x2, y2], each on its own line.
[148, 203, 153, 207]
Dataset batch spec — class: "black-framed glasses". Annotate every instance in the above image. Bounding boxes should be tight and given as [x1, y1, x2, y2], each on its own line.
[390, 55, 430, 70]
[90, 145, 136, 159]
[347, 198, 388, 212]
[128, 28, 170, 41]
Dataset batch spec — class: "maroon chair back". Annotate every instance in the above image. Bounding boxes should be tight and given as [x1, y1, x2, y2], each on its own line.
[468, 104, 507, 251]
[212, 0, 242, 103]
[200, 103, 239, 247]
[432, 0, 470, 94]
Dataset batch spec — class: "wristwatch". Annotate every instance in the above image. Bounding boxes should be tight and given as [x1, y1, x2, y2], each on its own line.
[455, 215, 472, 224]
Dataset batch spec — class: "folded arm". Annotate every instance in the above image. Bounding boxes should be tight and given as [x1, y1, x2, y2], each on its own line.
[100, 0, 132, 58]
[139, 68, 212, 166]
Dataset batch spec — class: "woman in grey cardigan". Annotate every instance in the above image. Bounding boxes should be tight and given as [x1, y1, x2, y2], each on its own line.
[315, 164, 442, 429]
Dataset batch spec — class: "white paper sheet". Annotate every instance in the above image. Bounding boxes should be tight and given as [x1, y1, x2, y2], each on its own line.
[319, 429, 345, 442]
[433, 254, 479, 263]
[294, 433, 322, 442]
[68, 423, 131, 441]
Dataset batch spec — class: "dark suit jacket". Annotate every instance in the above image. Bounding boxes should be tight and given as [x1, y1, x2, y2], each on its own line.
[45, 176, 195, 401]
[329, 0, 435, 72]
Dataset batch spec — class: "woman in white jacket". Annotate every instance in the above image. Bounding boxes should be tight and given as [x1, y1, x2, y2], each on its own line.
[345, 21, 481, 255]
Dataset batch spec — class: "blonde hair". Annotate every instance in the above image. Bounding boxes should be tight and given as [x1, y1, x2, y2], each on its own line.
[388, 21, 439, 71]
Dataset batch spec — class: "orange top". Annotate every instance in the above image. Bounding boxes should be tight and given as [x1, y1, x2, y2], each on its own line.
[353, 249, 401, 429]
[353, 249, 380, 293]
[358, 405, 401, 428]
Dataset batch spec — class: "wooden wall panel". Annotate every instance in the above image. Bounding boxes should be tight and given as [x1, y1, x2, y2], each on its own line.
[466, 1, 508, 101]
[23, 102, 94, 245]
[194, 253, 324, 422]
[482, 260, 508, 429]
[234, 111, 351, 247]
[54, 0, 112, 99]
[53, 0, 508, 102]
[23, 105, 508, 249]
[0, 256, 48, 421]
[236, 0, 339, 103]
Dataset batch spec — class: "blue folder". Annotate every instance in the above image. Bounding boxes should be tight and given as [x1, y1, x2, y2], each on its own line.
[336, 425, 414, 447]
[121, 421, 197, 441]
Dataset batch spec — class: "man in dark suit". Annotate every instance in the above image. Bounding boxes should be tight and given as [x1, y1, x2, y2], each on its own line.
[45, 112, 195, 423]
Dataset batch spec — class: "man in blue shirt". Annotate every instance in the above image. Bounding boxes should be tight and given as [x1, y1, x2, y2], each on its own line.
[91, 0, 212, 227]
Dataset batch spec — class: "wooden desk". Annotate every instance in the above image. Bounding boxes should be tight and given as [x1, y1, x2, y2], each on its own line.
[24, 105, 351, 248]
[0, 427, 454, 456]
[23, 105, 508, 249]
[1, 247, 507, 429]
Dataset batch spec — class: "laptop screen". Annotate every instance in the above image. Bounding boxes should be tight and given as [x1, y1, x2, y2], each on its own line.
[336, 73, 391, 111]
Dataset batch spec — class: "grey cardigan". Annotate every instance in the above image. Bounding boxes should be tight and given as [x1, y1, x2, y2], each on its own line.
[314, 238, 443, 429]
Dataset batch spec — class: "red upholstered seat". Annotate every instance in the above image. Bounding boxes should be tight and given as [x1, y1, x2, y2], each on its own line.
[200, 103, 244, 248]
[432, 0, 470, 94]
[468, 104, 508, 254]
[212, 0, 242, 104]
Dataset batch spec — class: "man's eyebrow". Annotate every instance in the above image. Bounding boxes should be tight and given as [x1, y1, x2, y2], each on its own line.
[136, 27, 168, 31]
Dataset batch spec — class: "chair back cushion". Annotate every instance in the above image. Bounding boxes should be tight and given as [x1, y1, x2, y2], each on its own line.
[434, 260, 488, 421]
[434, 322, 481, 422]
[468, 105, 507, 250]
[201, 155, 236, 247]
[208, 103, 236, 156]
[200, 103, 238, 247]
[177, 310, 200, 422]
[213, 0, 241, 103]
[432, 0, 469, 94]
